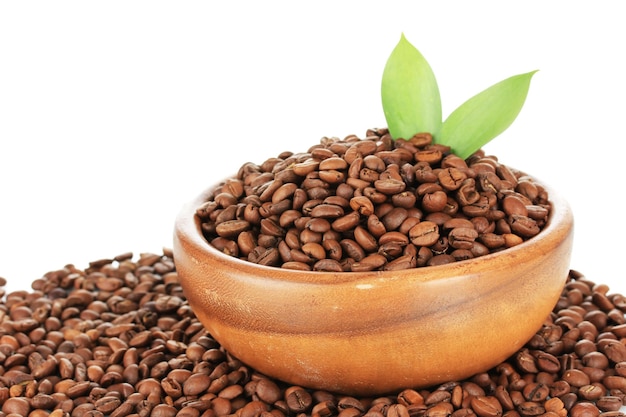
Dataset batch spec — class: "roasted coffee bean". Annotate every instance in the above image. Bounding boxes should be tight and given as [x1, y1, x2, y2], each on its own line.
[517, 401, 545, 416]
[378, 242, 405, 259]
[380, 254, 414, 270]
[397, 389, 424, 407]
[533, 351, 560, 373]
[382, 207, 409, 231]
[335, 240, 362, 262]
[494, 386, 514, 411]
[522, 382, 549, 402]
[319, 156, 348, 171]
[417, 182, 444, 196]
[438, 168, 467, 191]
[293, 159, 320, 176]
[387, 403, 410, 417]
[392, 191, 417, 209]
[367, 214, 387, 237]
[332, 211, 361, 232]
[602, 375, 626, 391]
[252, 378, 280, 404]
[583, 351, 609, 369]
[509, 215, 540, 238]
[448, 227, 479, 250]
[95, 396, 122, 414]
[569, 402, 600, 417]
[600, 340, 626, 363]
[415, 148, 442, 164]
[456, 178, 481, 206]
[421, 190, 448, 213]
[409, 221, 440, 247]
[596, 396, 623, 412]
[515, 349, 539, 373]
[350, 196, 375, 216]
[311, 204, 344, 218]
[321, 239, 342, 260]
[306, 217, 331, 233]
[349, 227, 376, 252]
[470, 395, 502, 417]
[578, 384, 605, 401]
[504, 233, 524, 248]
[563, 368, 591, 387]
[317, 256, 346, 271]
[285, 386, 313, 413]
[301, 242, 326, 261]
[379, 231, 410, 247]
[2, 397, 31, 415]
[351, 254, 387, 272]
[502, 195, 529, 217]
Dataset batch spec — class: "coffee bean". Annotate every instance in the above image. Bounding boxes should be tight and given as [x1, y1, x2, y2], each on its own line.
[392, 191, 417, 209]
[421, 190, 448, 213]
[569, 402, 600, 417]
[503, 233, 524, 248]
[522, 382, 549, 402]
[256, 378, 282, 404]
[374, 178, 406, 195]
[354, 226, 379, 253]
[397, 389, 424, 407]
[319, 156, 348, 171]
[563, 369, 591, 387]
[415, 148, 442, 164]
[583, 351, 610, 369]
[301, 242, 326, 261]
[409, 221, 440, 247]
[151, 404, 178, 417]
[438, 168, 467, 191]
[367, 214, 387, 238]
[306, 217, 331, 233]
[470, 395, 502, 417]
[311, 204, 345, 219]
[448, 227, 479, 250]
[351, 254, 387, 272]
[340, 239, 366, 261]
[517, 401, 545, 416]
[2, 397, 31, 415]
[596, 396, 623, 412]
[285, 386, 313, 412]
[94, 396, 122, 414]
[331, 211, 361, 232]
[312, 259, 343, 272]
[525, 204, 548, 221]
[534, 351, 560, 373]
[601, 340, 626, 363]
[349, 196, 375, 216]
[387, 403, 410, 417]
[509, 215, 540, 237]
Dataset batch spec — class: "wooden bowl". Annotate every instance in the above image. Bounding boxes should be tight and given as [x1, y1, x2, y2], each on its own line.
[173, 182, 573, 396]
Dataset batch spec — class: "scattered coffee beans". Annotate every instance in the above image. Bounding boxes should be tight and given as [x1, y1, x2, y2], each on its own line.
[1, 252, 626, 416]
[196, 129, 551, 271]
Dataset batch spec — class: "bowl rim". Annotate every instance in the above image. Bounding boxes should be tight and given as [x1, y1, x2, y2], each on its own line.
[175, 177, 574, 286]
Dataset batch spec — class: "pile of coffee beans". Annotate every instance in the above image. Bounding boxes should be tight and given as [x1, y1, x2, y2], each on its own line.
[1, 251, 626, 417]
[196, 129, 551, 271]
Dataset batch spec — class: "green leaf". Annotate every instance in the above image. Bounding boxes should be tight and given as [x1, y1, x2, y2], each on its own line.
[437, 70, 538, 160]
[381, 34, 442, 140]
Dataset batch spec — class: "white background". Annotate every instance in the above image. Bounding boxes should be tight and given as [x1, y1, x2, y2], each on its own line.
[1, 2, 625, 297]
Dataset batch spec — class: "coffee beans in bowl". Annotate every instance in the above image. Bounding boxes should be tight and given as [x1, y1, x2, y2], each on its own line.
[173, 128, 574, 395]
